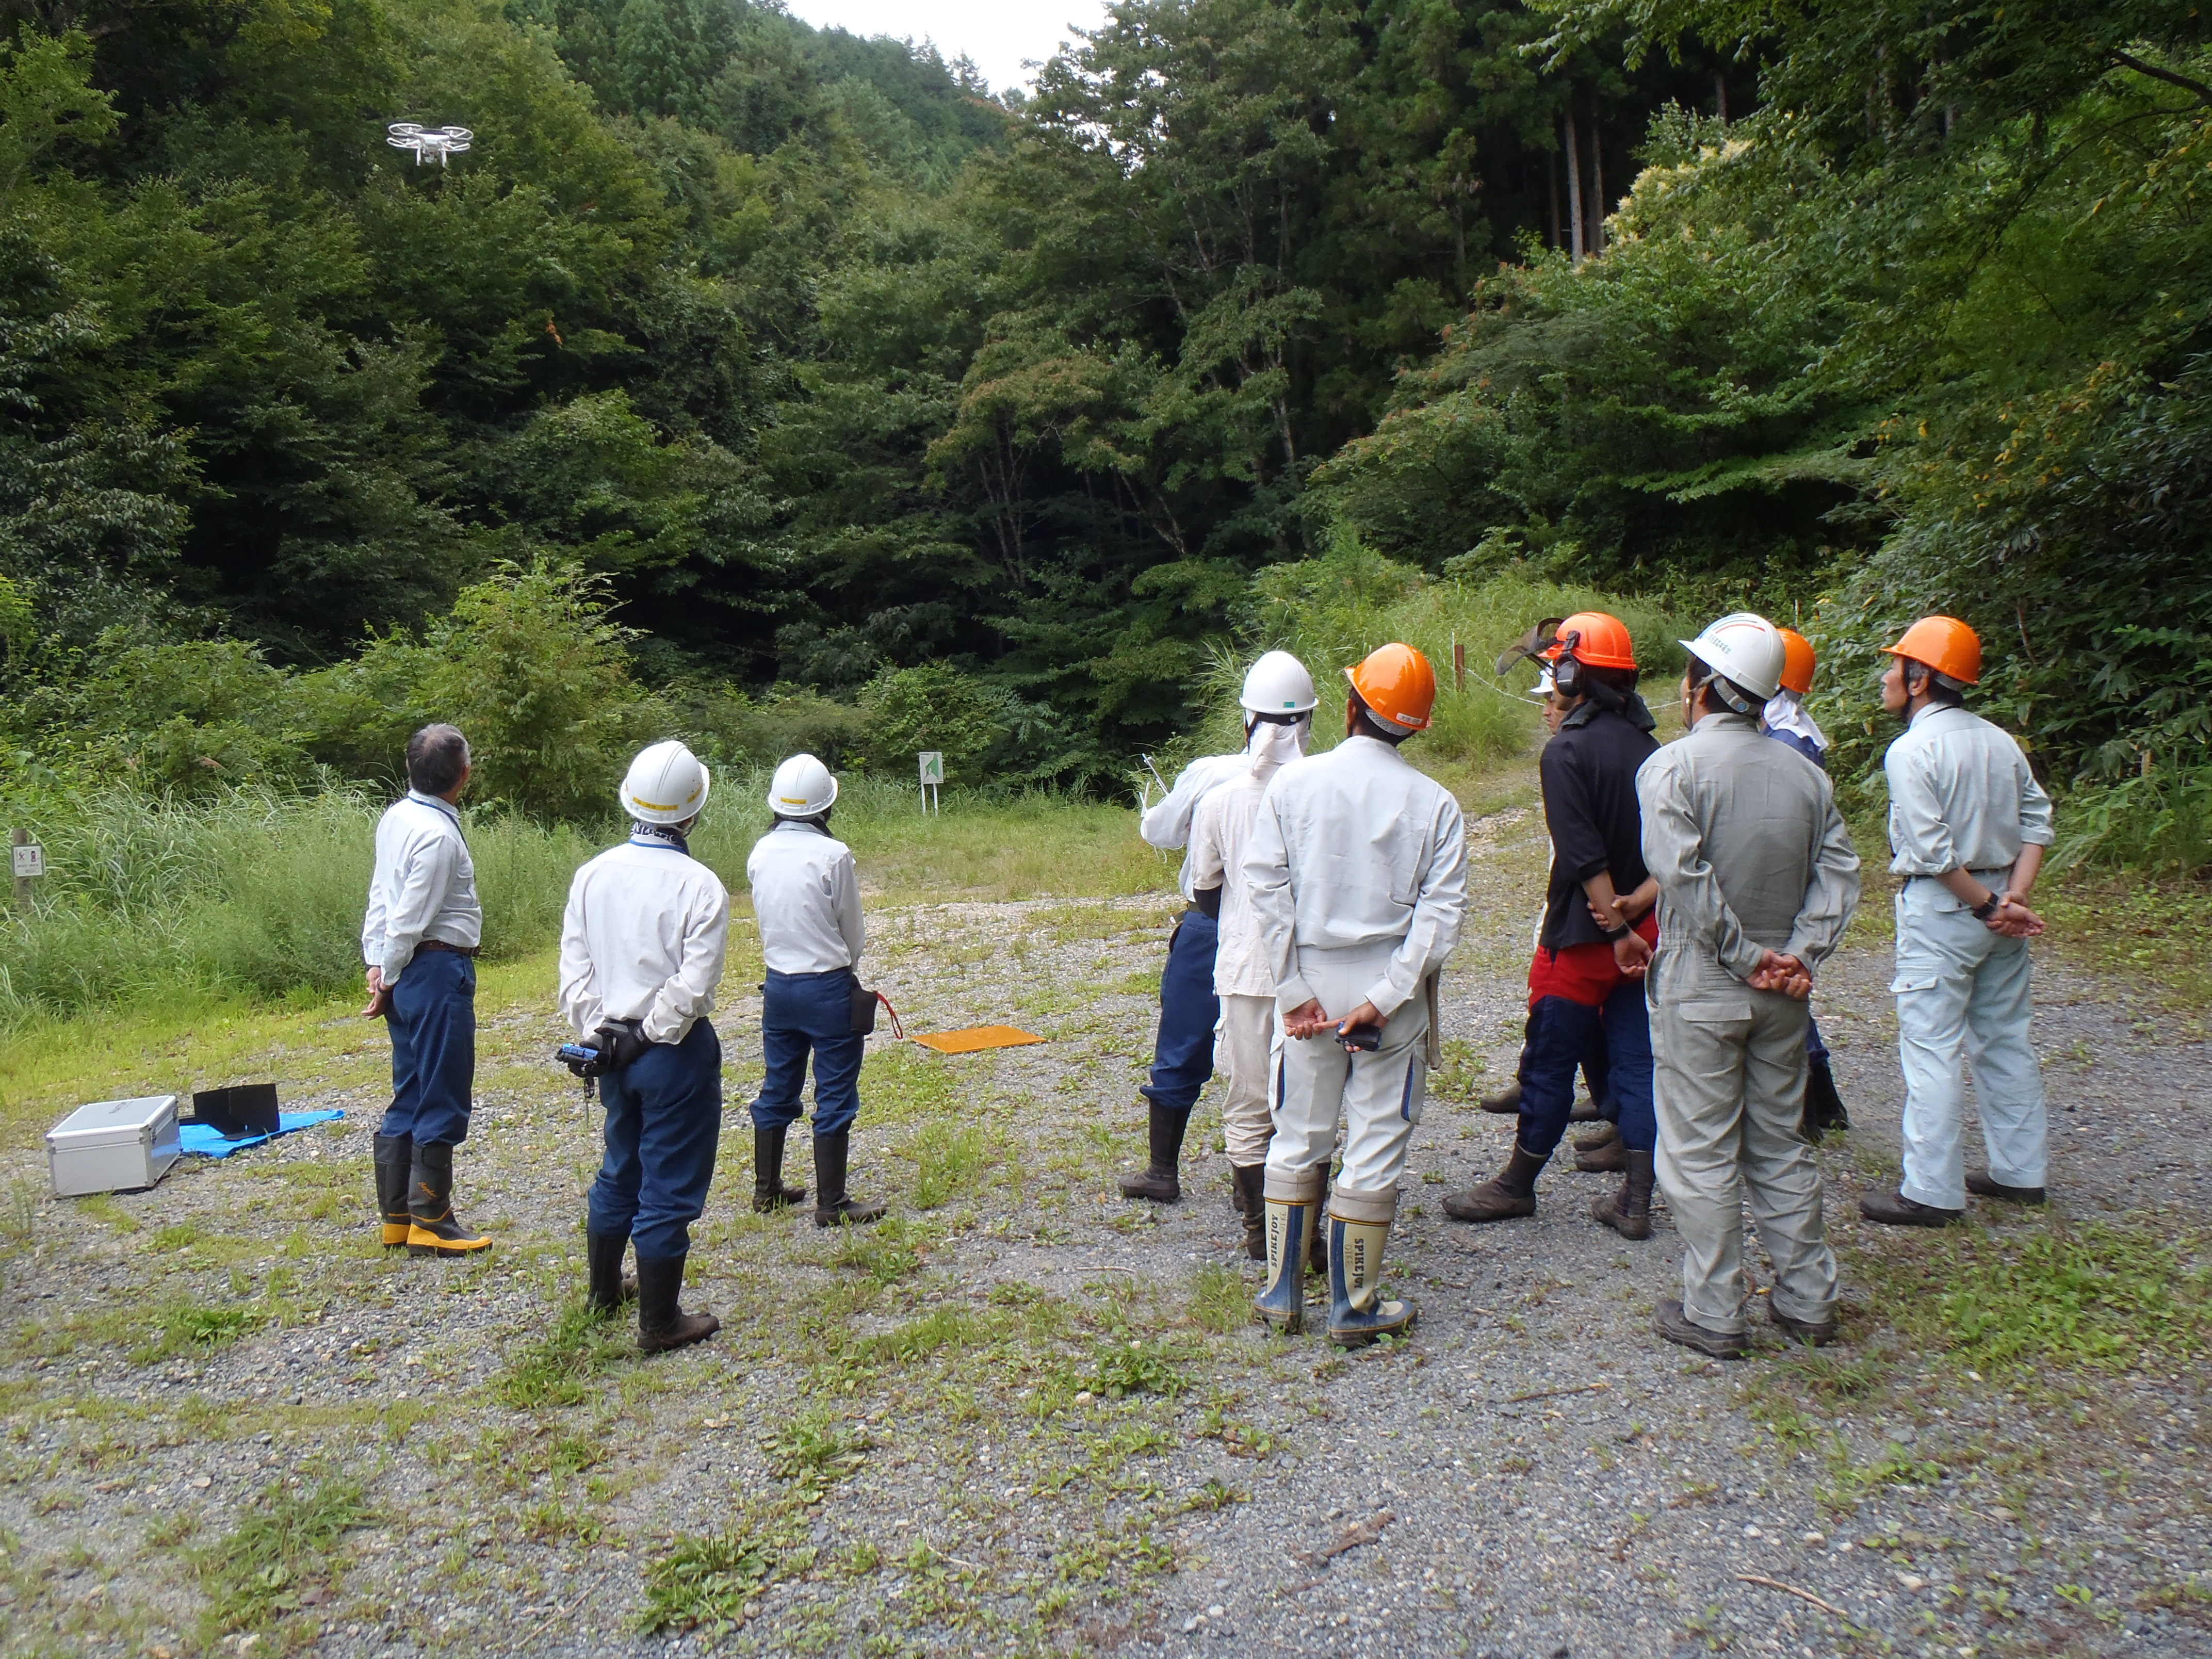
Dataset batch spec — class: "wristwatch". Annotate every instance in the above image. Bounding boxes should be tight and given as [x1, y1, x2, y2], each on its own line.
[1971, 891, 2004, 921]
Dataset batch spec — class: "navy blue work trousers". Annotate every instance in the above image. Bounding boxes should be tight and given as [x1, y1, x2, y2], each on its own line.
[1141, 909, 1219, 1115]
[750, 967, 865, 1140]
[379, 949, 475, 1146]
[1518, 984, 1656, 1157]
[1807, 1016, 1829, 1065]
[589, 1019, 724, 1261]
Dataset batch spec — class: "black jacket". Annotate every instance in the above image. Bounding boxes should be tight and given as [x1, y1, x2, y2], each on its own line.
[1538, 694, 1659, 952]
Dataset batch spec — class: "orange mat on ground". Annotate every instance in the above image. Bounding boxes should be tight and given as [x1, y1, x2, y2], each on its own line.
[909, 1024, 1046, 1054]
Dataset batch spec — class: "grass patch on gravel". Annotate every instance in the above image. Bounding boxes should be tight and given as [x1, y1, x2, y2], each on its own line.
[1854, 1214, 2212, 1373]
[496, 1299, 631, 1410]
[131, 1298, 266, 1363]
[639, 1505, 811, 1636]
[193, 1473, 371, 1640]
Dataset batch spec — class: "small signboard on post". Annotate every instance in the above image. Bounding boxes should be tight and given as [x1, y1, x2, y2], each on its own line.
[918, 752, 943, 815]
[11, 827, 41, 910]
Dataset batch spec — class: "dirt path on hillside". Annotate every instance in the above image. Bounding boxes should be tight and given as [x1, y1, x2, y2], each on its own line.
[0, 805, 2206, 1659]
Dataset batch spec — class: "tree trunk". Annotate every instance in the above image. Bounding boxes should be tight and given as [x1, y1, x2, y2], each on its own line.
[1591, 124, 1606, 254]
[1715, 73, 1729, 124]
[1548, 145, 1561, 250]
[1564, 111, 1584, 267]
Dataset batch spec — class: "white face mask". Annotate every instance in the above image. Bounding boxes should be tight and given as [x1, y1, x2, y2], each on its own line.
[1247, 717, 1309, 769]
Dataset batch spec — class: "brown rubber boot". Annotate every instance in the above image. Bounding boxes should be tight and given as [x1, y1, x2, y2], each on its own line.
[1476, 1080, 1523, 1116]
[1231, 1164, 1266, 1261]
[1441, 1145, 1547, 1224]
[1590, 1149, 1654, 1241]
[1571, 1121, 1620, 1153]
[1575, 1137, 1628, 1174]
[1767, 1300, 1839, 1346]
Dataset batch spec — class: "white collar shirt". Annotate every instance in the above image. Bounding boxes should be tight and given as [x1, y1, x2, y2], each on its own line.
[1242, 736, 1468, 1018]
[1139, 752, 1251, 899]
[361, 790, 481, 984]
[1884, 704, 2056, 877]
[1187, 750, 1291, 998]
[558, 838, 731, 1044]
[745, 820, 865, 975]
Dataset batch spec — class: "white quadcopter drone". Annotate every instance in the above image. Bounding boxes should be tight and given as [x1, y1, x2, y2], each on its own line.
[386, 123, 473, 167]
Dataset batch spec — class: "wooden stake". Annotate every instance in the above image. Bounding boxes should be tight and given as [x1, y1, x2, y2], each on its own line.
[11, 827, 26, 913]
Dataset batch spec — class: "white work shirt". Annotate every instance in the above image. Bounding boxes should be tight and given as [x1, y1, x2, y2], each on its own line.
[361, 791, 481, 984]
[1884, 704, 2055, 878]
[746, 820, 865, 975]
[1244, 736, 1469, 1018]
[1140, 752, 1250, 899]
[1188, 726, 1303, 997]
[559, 838, 731, 1044]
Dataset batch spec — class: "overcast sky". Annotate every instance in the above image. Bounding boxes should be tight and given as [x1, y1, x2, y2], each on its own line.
[782, 0, 1113, 96]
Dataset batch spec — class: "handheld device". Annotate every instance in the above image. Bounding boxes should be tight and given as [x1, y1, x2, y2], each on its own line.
[558, 1043, 599, 1066]
[1336, 1023, 1381, 1053]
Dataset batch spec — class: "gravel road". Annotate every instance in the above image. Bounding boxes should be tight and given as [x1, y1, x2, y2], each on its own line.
[1, 803, 2206, 1659]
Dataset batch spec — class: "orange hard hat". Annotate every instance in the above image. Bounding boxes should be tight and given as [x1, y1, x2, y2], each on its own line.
[1345, 642, 1438, 732]
[1884, 615, 1981, 686]
[1538, 611, 1636, 672]
[1778, 628, 1816, 696]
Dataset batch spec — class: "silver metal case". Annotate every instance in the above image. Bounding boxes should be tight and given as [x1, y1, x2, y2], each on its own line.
[46, 1095, 182, 1197]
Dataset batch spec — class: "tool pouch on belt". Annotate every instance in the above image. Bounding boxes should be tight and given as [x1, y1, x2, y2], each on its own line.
[851, 979, 907, 1039]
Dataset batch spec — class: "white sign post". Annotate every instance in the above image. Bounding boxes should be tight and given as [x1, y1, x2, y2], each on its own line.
[918, 752, 943, 816]
[10, 828, 41, 912]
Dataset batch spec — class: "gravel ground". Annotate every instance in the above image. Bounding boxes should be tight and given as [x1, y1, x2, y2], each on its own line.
[1, 800, 2207, 1659]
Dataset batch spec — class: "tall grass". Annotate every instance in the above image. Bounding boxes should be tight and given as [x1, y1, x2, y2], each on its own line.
[0, 775, 1173, 1027]
[0, 789, 594, 1027]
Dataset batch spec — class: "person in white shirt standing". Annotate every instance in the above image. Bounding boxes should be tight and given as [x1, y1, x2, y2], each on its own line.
[1246, 643, 1468, 1346]
[745, 753, 883, 1228]
[1116, 726, 1253, 1203]
[560, 740, 731, 1352]
[1184, 651, 1317, 1260]
[361, 723, 490, 1258]
[1860, 616, 2056, 1227]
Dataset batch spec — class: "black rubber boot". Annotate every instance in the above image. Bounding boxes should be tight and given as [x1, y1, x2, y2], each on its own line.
[587, 1231, 633, 1313]
[1590, 1149, 1655, 1241]
[636, 1255, 720, 1353]
[1231, 1165, 1266, 1261]
[1117, 1102, 1189, 1202]
[1802, 1055, 1849, 1138]
[752, 1125, 807, 1213]
[406, 1142, 491, 1257]
[373, 1134, 413, 1248]
[812, 1132, 887, 1227]
[1442, 1145, 1547, 1224]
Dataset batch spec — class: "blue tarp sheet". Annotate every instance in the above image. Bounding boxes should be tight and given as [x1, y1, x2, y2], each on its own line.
[180, 1109, 345, 1159]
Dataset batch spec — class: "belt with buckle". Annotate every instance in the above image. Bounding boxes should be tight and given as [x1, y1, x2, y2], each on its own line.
[415, 939, 481, 958]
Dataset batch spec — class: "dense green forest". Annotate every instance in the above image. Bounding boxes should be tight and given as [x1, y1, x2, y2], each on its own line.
[0, 0, 2205, 817]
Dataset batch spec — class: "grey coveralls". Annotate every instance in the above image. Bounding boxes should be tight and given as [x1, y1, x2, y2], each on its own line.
[1638, 712, 1862, 1335]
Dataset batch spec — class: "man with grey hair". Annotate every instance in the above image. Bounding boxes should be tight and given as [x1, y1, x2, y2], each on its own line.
[362, 723, 491, 1257]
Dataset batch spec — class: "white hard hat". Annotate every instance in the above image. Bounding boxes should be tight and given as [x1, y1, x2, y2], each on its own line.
[621, 740, 711, 825]
[1239, 649, 1318, 714]
[766, 752, 838, 818]
[1679, 612, 1787, 705]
